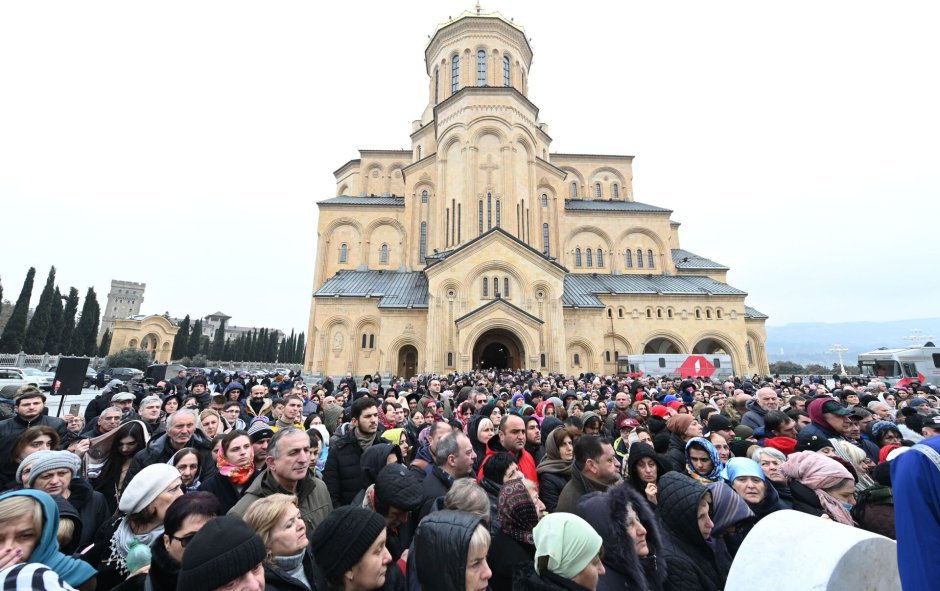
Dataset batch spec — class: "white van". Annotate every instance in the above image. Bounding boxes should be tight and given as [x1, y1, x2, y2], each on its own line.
[617, 354, 734, 380]
[857, 344, 940, 388]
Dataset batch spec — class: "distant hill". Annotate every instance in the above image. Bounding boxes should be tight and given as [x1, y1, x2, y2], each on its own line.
[766, 318, 940, 367]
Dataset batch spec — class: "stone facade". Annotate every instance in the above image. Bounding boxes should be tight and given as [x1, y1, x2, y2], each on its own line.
[100, 280, 145, 337]
[108, 315, 178, 363]
[305, 8, 769, 379]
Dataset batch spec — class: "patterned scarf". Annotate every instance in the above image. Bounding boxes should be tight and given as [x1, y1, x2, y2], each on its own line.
[217, 447, 255, 486]
[685, 437, 724, 483]
[498, 479, 540, 545]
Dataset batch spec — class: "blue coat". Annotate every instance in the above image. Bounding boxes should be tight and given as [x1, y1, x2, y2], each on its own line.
[892, 436, 940, 591]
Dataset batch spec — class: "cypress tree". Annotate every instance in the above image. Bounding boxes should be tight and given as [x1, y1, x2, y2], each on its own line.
[73, 287, 101, 356]
[97, 330, 112, 357]
[44, 287, 64, 354]
[187, 319, 203, 358]
[60, 287, 79, 354]
[245, 330, 255, 361]
[296, 332, 306, 364]
[0, 267, 36, 353]
[172, 315, 191, 360]
[23, 266, 56, 353]
[211, 319, 226, 360]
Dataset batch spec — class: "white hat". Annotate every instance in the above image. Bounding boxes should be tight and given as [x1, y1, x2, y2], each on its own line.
[112, 392, 136, 402]
[119, 463, 181, 515]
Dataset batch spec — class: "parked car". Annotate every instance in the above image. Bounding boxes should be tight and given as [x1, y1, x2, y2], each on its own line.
[20, 367, 55, 391]
[0, 367, 28, 397]
[103, 367, 144, 382]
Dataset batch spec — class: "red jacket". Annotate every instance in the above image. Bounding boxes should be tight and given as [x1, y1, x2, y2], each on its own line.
[476, 436, 538, 487]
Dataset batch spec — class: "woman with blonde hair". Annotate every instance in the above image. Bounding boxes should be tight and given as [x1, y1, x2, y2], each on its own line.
[199, 409, 223, 439]
[836, 441, 876, 493]
[243, 494, 314, 591]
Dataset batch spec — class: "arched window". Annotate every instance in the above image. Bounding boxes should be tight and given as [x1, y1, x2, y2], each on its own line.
[477, 50, 487, 86]
[478, 200, 484, 233]
[361, 334, 367, 348]
[379, 243, 388, 264]
[612, 183, 620, 198]
[596, 248, 604, 267]
[495, 198, 501, 227]
[417, 145, 422, 159]
[540, 353, 546, 367]
[434, 67, 439, 104]
[618, 308, 624, 318]
[492, 276, 499, 296]
[573, 353, 580, 366]
[369, 334, 375, 348]
[570, 182, 578, 198]
[482, 277, 488, 297]
[607, 308, 612, 318]
[421, 190, 428, 203]
[503, 55, 510, 86]
[542, 223, 550, 256]
[419, 222, 427, 263]
[657, 309, 663, 318]
[625, 249, 633, 268]
[487, 193, 493, 229]
[586, 248, 593, 267]
[695, 309, 701, 319]
[717, 309, 723, 319]
[339, 243, 348, 263]
[668, 309, 674, 318]
[647, 249, 655, 268]
[447, 352, 453, 366]
[646, 308, 652, 318]
[540, 193, 548, 206]
[605, 351, 611, 362]
[706, 309, 712, 319]
[451, 54, 460, 93]
[574, 248, 582, 267]
[746, 341, 754, 365]
[636, 249, 644, 268]
[594, 182, 602, 198]
[504, 277, 510, 297]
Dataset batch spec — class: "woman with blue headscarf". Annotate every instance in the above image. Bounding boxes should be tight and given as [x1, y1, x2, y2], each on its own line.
[0, 489, 97, 590]
[685, 437, 723, 484]
[722, 457, 785, 530]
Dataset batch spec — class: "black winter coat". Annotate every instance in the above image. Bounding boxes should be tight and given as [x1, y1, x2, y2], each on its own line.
[0, 413, 68, 487]
[322, 428, 375, 507]
[664, 433, 687, 474]
[487, 529, 534, 591]
[537, 470, 568, 514]
[788, 479, 826, 517]
[576, 484, 667, 591]
[262, 549, 317, 591]
[66, 476, 111, 550]
[418, 466, 453, 520]
[512, 562, 593, 591]
[125, 430, 217, 486]
[655, 472, 724, 591]
[198, 469, 259, 514]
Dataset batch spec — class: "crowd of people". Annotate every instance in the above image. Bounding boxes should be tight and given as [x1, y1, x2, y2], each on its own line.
[0, 366, 938, 590]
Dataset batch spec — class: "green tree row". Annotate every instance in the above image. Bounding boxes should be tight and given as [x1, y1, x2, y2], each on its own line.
[170, 315, 304, 364]
[0, 267, 100, 356]
[768, 361, 847, 375]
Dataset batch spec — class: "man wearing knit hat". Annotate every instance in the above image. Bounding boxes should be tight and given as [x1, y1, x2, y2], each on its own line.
[177, 515, 266, 590]
[372, 463, 425, 561]
[664, 413, 703, 472]
[247, 419, 274, 472]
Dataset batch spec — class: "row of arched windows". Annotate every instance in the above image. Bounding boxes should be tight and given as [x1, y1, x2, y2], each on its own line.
[481, 276, 511, 299]
[478, 193, 501, 233]
[569, 181, 621, 199]
[606, 306, 727, 320]
[625, 249, 656, 269]
[574, 247, 605, 268]
[447, 51, 513, 95]
[360, 333, 375, 349]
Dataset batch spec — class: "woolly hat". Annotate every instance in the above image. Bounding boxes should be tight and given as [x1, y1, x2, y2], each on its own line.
[763, 436, 797, 456]
[177, 516, 266, 590]
[375, 463, 424, 512]
[118, 463, 181, 515]
[878, 444, 900, 464]
[665, 413, 693, 436]
[706, 414, 733, 433]
[247, 420, 274, 443]
[27, 450, 80, 488]
[311, 506, 385, 582]
[734, 424, 754, 440]
[650, 405, 671, 419]
[16, 450, 50, 485]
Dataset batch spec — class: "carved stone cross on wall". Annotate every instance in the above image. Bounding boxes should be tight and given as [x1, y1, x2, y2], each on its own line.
[480, 154, 499, 186]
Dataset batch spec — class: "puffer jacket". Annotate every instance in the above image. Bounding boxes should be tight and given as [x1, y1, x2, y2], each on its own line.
[229, 469, 332, 539]
[576, 484, 667, 591]
[656, 472, 723, 591]
[322, 427, 377, 507]
[125, 430, 217, 486]
[538, 470, 568, 514]
[414, 510, 487, 590]
[350, 442, 402, 507]
[740, 398, 767, 430]
[664, 433, 687, 474]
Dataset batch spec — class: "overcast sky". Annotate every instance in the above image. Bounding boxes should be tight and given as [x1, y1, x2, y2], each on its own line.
[1, 1, 937, 337]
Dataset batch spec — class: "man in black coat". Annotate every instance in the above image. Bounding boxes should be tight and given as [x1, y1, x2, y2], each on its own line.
[125, 408, 216, 485]
[418, 431, 475, 519]
[0, 386, 68, 487]
[323, 396, 380, 507]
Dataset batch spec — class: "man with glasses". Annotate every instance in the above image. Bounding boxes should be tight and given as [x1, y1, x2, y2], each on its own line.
[81, 406, 123, 438]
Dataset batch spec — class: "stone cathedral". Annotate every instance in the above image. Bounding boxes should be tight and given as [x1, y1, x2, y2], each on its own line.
[304, 8, 769, 379]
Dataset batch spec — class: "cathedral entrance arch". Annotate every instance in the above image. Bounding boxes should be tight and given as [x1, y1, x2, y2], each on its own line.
[398, 345, 418, 378]
[472, 328, 524, 370]
[644, 337, 683, 354]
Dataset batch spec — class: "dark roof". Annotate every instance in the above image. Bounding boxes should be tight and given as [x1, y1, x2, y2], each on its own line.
[318, 195, 405, 207]
[205, 311, 231, 319]
[427, 227, 568, 272]
[744, 306, 769, 319]
[671, 249, 729, 270]
[564, 199, 672, 213]
[454, 297, 543, 325]
[314, 271, 428, 308]
[562, 274, 748, 307]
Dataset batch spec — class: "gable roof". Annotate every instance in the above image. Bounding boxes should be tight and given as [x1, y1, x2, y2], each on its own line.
[744, 306, 769, 319]
[426, 226, 568, 272]
[564, 199, 672, 213]
[562, 274, 748, 308]
[318, 195, 405, 207]
[313, 271, 428, 308]
[454, 297, 544, 326]
[671, 249, 729, 270]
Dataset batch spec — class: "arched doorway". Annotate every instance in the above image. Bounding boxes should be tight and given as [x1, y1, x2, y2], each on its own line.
[398, 345, 418, 378]
[693, 336, 734, 372]
[472, 328, 524, 370]
[644, 337, 682, 354]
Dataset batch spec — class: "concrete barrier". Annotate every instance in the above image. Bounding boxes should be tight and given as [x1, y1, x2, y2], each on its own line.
[725, 509, 900, 591]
